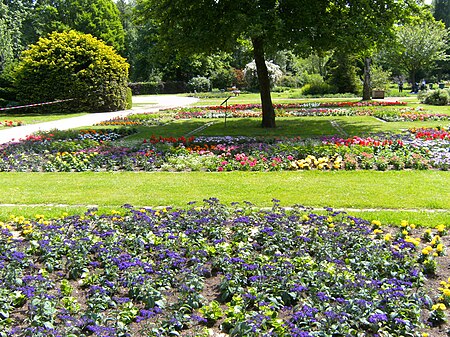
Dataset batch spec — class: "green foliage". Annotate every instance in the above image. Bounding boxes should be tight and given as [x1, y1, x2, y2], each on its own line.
[278, 75, 302, 88]
[0, 62, 18, 106]
[381, 19, 449, 84]
[27, 0, 125, 52]
[301, 82, 336, 96]
[126, 87, 133, 109]
[327, 52, 361, 94]
[432, 0, 450, 28]
[188, 76, 211, 93]
[14, 30, 129, 113]
[420, 89, 449, 105]
[371, 64, 392, 91]
[0, 0, 29, 71]
[210, 67, 236, 89]
[300, 74, 336, 95]
[129, 81, 163, 95]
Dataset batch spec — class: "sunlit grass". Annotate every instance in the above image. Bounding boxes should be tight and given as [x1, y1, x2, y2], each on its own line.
[1, 171, 448, 226]
[0, 112, 87, 129]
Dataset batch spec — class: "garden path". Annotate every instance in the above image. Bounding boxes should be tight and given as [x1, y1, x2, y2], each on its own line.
[0, 95, 198, 144]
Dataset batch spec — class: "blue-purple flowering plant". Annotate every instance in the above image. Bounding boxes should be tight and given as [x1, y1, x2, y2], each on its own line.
[0, 200, 448, 336]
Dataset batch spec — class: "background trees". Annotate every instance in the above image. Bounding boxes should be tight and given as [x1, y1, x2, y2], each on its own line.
[25, 0, 125, 52]
[380, 20, 449, 87]
[432, 0, 450, 27]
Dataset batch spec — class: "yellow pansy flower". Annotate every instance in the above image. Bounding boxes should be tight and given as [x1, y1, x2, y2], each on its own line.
[432, 303, 446, 311]
[422, 246, 433, 255]
[371, 220, 382, 228]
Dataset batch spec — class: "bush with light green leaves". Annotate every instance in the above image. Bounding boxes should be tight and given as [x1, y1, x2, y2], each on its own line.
[14, 30, 129, 113]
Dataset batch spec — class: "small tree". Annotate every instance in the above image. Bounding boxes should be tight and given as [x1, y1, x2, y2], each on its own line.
[382, 20, 449, 87]
[14, 30, 129, 113]
[371, 64, 392, 91]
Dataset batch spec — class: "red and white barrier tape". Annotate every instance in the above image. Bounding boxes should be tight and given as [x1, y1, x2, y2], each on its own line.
[0, 99, 75, 111]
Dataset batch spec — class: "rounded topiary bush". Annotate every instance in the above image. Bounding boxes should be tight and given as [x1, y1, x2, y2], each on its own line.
[14, 30, 129, 113]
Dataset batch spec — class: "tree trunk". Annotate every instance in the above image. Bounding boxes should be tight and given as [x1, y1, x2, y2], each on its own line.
[362, 57, 371, 101]
[251, 37, 275, 128]
[410, 71, 416, 93]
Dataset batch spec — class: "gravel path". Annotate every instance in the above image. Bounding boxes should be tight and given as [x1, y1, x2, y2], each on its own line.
[0, 95, 198, 144]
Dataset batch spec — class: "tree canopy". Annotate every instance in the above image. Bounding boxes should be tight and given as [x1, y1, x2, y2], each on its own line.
[0, 0, 125, 57]
[137, 0, 419, 128]
[381, 19, 449, 86]
[28, 0, 125, 52]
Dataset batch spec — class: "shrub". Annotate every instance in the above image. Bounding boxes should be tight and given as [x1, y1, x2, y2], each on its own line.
[420, 89, 449, 105]
[14, 30, 129, 113]
[162, 81, 188, 94]
[210, 68, 236, 89]
[371, 64, 392, 91]
[188, 76, 211, 92]
[128, 82, 163, 95]
[301, 75, 336, 96]
[279, 74, 302, 88]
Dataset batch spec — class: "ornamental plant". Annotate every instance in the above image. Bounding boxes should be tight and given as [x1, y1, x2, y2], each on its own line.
[1, 126, 450, 172]
[14, 30, 129, 113]
[0, 200, 448, 336]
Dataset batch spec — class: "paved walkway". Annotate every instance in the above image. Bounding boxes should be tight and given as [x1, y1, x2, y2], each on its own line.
[0, 95, 198, 144]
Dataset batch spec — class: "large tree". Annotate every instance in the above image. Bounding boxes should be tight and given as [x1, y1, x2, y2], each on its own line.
[137, 0, 417, 128]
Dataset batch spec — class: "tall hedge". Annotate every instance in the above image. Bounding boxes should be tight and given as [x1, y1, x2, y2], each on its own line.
[14, 30, 129, 113]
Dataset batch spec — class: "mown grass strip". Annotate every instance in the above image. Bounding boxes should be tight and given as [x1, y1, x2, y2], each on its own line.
[1, 171, 448, 224]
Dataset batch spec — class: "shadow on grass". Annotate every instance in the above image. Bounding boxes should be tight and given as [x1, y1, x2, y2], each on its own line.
[125, 117, 401, 139]
[123, 116, 446, 140]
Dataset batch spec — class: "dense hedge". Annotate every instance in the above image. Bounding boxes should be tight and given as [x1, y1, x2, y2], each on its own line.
[14, 30, 129, 113]
[129, 81, 187, 95]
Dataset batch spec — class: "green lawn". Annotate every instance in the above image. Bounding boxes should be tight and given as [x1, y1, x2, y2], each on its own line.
[123, 115, 446, 140]
[0, 171, 448, 226]
[1, 93, 449, 227]
[0, 111, 87, 129]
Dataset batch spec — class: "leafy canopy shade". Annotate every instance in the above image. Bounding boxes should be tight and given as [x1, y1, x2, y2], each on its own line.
[137, 0, 416, 128]
[14, 30, 130, 113]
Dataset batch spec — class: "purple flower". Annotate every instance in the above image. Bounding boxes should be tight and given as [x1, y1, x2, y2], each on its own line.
[368, 313, 388, 324]
[291, 284, 308, 292]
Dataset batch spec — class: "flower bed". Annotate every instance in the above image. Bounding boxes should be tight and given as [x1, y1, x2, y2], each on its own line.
[96, 114, 168, 127]
[374, 108, 450, 122]
[167, 102, 408, 120]
[0, 200, 448, 336]
[0, 120, 24, 127]
[0, 127, 449, 172]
